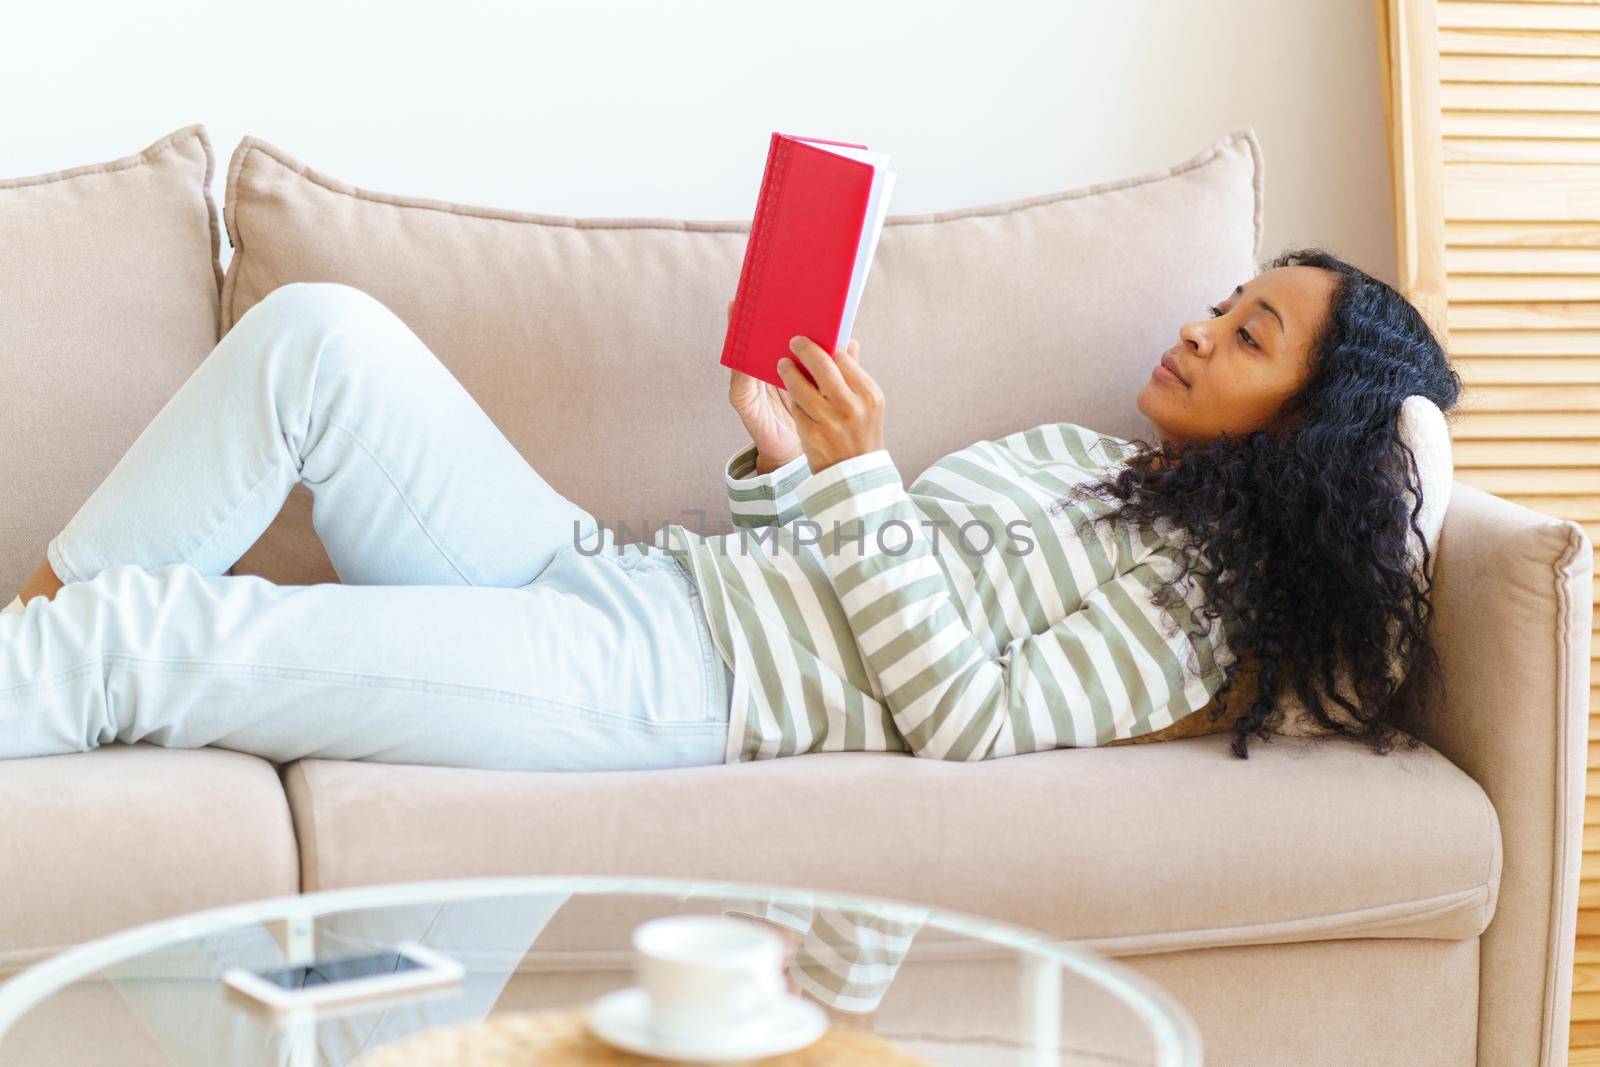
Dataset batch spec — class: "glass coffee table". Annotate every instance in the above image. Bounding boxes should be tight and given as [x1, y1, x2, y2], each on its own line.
[0, 877, 1200, 1065]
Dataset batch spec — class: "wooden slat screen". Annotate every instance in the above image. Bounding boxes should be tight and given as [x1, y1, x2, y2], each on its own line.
[1399, 0, 1600, 1059]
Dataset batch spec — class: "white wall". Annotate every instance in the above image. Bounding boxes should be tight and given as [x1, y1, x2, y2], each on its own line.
[4, 0, 1396, 284]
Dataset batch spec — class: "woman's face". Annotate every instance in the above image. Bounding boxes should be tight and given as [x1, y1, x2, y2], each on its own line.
[1137, 265, 1338, 448]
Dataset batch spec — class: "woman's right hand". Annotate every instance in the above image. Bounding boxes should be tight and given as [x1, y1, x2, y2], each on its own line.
[725, 299, 803, 474]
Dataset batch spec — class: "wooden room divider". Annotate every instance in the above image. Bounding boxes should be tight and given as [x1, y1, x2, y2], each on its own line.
[1376, 0, 1600, 1061]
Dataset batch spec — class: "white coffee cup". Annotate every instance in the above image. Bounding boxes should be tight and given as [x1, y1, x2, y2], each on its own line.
[632, 915, 787, 1042]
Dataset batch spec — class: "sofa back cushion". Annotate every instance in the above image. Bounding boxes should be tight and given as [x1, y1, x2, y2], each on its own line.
[221, 129, 1264, 585]
[0, 126, 223, 595]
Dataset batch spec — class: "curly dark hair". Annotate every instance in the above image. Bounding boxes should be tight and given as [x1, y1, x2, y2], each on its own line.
[1065, 246, 1463, 759]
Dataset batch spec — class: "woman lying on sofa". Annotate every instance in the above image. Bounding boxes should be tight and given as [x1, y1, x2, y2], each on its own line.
[1, 245, 1458, 772]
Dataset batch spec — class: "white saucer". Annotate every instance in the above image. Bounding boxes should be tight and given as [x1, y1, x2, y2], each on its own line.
[585, 986, 828, 1063]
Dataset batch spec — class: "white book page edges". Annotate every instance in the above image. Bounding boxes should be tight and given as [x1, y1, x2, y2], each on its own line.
[804, 142, 896, 350]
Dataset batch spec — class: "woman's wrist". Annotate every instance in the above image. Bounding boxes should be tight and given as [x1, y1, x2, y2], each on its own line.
[754, 449, 801, 475]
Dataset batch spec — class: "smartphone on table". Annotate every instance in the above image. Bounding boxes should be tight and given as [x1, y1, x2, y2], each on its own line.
[221, 941, 464, 1013]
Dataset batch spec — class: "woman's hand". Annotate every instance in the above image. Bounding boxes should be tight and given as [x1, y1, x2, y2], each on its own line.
[726, 300, 803, 475]
[736, 914, 804, 991]
[741, 915, 873, 1029]
[776, 334, 886, 474]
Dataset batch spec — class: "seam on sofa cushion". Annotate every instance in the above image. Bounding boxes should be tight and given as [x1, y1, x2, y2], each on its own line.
[1072, 882, 1492, 959]
[222, 141, 250, 254]
[1541, 520, 1589, 1066]
[224, 127, 1258, 236]
[1477, 763, 1504, 932]
[0, 125, 201, 191]
[1240, 124, 1265, 258]
[193, 127, 225, 335]
[219, 140, 252, 328]
[282, 761, 319, 895]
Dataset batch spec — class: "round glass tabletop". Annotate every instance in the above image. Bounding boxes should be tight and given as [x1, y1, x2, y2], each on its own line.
[0, 876, 1201, 1065]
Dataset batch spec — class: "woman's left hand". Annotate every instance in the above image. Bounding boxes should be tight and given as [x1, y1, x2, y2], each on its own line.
[776, 335, 886, 474]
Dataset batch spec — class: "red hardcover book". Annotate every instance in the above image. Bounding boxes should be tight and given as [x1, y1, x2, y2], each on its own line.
[721, 132, 896, 389]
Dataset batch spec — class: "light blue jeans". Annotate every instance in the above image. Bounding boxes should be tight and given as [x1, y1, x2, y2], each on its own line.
[0, 282, 733, 772]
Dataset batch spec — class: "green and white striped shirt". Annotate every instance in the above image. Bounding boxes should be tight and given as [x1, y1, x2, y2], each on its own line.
[720, 894, 930, 1014]
[654, 421, 1238, 765]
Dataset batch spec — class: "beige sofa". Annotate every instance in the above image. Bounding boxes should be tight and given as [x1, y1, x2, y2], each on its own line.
[0, 124, 1590, 1066]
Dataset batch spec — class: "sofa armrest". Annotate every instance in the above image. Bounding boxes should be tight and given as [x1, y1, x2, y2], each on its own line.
[1411, 481, 1591, 1067]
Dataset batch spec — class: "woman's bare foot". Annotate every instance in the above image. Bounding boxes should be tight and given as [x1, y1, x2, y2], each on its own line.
[16, 557, 64, 604]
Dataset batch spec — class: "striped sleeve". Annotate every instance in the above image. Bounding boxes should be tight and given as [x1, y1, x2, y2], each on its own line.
[720, 895, 926, 1014]
[796, 450, 1233, 760]
[725, 443, 812, 529]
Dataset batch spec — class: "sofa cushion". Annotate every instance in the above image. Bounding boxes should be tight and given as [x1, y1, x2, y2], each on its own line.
[219, 128, 1263, 585]
[283, 729, 1499, 955]
[0, 744, 300, 973]
[0, 125, 223, 596]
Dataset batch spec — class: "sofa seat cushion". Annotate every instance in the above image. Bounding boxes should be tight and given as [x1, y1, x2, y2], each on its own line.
[0, 744, 300, 974]
[283, 730, 1500, 956]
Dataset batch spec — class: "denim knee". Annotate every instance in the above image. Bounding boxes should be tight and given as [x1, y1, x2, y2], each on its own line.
[246, 282, 433, 390]
[253, 281, 401, 337]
